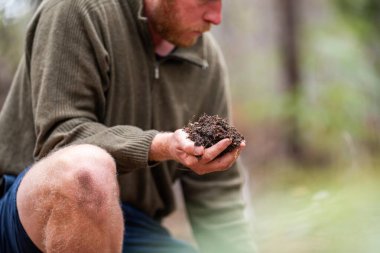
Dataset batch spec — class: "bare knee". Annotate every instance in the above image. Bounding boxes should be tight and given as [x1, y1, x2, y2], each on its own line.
[19, 144, 119, 213]
[49, 144, 117, 175]
[17, 145, 122, 251]
[43, 144, 119, 210]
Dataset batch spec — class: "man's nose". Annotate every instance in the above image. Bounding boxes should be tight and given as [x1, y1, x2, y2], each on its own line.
[203, 0, 222, 25]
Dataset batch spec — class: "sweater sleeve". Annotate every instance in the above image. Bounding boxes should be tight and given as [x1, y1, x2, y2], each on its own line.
[180, 35, 257, 253]
[28, 1, 157, 172]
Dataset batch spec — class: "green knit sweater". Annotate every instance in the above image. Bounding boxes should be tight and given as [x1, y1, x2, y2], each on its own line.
[0, 0, 256, 251]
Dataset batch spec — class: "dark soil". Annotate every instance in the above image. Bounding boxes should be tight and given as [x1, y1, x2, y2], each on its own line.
[183, 114, 245, 157]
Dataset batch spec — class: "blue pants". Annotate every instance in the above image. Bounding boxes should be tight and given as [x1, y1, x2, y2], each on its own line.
[0, 170, 198, 253]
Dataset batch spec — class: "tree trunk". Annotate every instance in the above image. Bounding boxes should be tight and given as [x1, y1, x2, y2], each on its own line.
[278, 0, 303, 160]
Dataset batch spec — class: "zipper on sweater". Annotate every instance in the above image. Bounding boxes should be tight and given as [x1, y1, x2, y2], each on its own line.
[154, 62, 160, 79]
[154, 57, 171, 80]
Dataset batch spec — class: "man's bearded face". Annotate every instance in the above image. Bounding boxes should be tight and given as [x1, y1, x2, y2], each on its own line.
[151, 0, 211, 47]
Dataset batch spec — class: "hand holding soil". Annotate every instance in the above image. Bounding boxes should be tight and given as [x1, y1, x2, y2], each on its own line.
[183, 114, 245, 158]
[149, 114, 245, 174]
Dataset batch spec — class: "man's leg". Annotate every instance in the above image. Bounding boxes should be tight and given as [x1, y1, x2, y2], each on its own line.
[122, 203, 199, 253]
[17, 144, 124, 253]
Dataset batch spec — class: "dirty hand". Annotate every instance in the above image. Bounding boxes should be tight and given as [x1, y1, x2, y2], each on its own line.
[149, 129, 245, 175]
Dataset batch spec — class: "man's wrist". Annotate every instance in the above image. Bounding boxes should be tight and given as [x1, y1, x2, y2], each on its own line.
[148, 132, 173, 162]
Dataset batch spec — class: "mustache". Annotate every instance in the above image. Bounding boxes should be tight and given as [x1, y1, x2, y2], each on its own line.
[194, 23, 211, 33]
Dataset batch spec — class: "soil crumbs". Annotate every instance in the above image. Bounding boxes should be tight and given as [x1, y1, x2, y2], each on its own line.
[183, 114, 244, 157]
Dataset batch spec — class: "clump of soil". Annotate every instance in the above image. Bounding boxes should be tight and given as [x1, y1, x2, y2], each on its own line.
[183, 114, 244, 157]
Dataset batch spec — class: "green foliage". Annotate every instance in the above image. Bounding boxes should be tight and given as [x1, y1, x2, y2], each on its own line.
[334, 0, 380, 38]
[333, 0, 380, 75]
[298, 20, 379, 154]
[252, 163, 380, 253]
[239, 4, 380, 163]
[0, 1, 36, 71]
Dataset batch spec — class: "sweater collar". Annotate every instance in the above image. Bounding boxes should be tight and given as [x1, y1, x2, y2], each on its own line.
[127, 0, 209, 69]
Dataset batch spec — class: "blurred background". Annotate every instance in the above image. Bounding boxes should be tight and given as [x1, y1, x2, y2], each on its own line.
[1, 0, 380, 252]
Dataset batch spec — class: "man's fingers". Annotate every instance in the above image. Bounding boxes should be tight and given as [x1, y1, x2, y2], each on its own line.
[197, 154, 234, 174]
[178, 151, 199, 167]
[201, 138, 232, 163]
[175, 129, 204, 156]
[174, 131, 246, 174]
